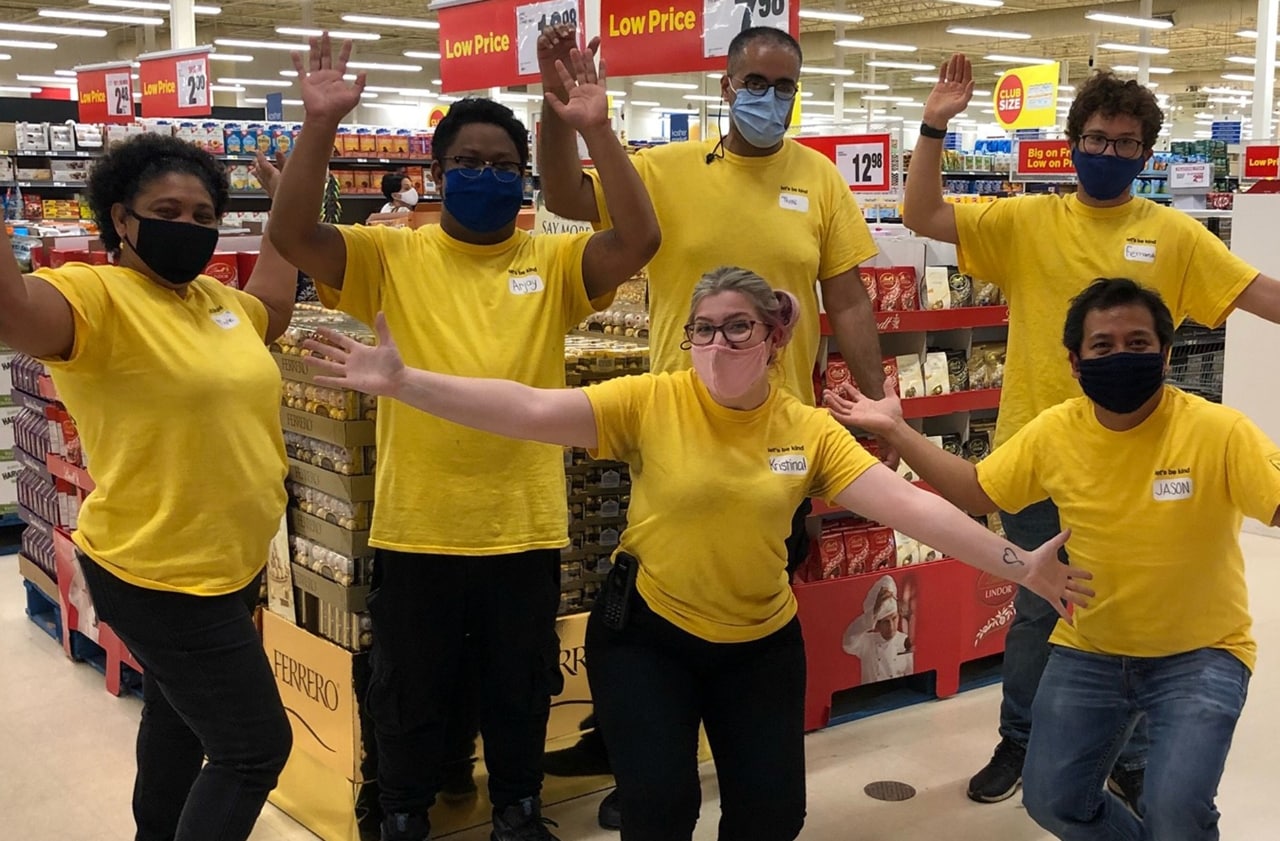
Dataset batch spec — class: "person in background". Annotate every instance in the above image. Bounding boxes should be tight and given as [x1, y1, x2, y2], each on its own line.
[301, 265, 1091, 841]
[904, 55, 1280, 808]
[268, 36, 659, 841]
[827, 277, 1278, 841]
[0, 136, 299, 841]
[537, 24, 890, 826]
[380, 172, 418, 214]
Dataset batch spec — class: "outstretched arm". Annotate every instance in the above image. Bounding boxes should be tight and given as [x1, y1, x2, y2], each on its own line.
[0, 224, 74, 359]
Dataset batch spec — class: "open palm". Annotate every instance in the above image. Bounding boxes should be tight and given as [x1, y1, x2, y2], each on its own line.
[292, 33, 367, 125]
[822, 379, 903, 436]
[1018, 530, 1094, 624]
[302, 313, 405, 398]
[924, 54, 975, 126]
[544, 48, 609, 132]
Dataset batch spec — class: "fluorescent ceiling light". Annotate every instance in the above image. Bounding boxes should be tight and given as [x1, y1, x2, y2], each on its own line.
[1111, 65, 1174, 74]
[16, 74, 77, 85]
[131, 73, 140, 79]
[841, 81, 891, 90]
[346, 61, 422, 72]
[360, 85, 408, 92]
[683, 94, 721, 101]
[217, 78, 292, 87]
[431, 79, 442, 85]
[635, 80, 697, 90]
[947, 27, 1031, 39]
[1226, 56, 1256, 64]
[985, 54, 1055, 65]
[797, 10, 864, 22]
[404, 51, 441, 60]
[0, 86, 42, 94]
[363, 101, 423, 109]
[54, 69, 76, 76]
[396, 88, 436, 97]
[89, 0, 221, 13]
[1207, 97, 1249, 105]
[276, 27, 381, 41]
[1202, 86, 1251, 94]
[606, 89, 627, 97]
[341, 14, 439, 30]
[867, 60, 934, 70]
[802, 65, 856, 76]
[245, 98, 303, 105]
[360, 92, 378, 98]
[654, 108, 699, 115]
[209, 84, 244, 92]
[911, 75, 939, 83]
[629, 100, 660, 106]
[39, 9, 162, 25]
[6, 22, 107, 37]
[836, 39, 917, 52]
[936, 0, 1004, 7]
[1221, 74, 1257, 83]
[862, 94, 913, 102]
[803, 99, 836, 106]
[1085, 11, 1173, 29]
[0, 39, 57, 50]
[210, 53, 253, 62]
[215, 38, 307, 52]
[1098, 42, 1170, 55]
[971, 88, 993, 96]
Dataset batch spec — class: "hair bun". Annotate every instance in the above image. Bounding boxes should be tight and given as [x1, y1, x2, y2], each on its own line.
[774, 290, 802, 330]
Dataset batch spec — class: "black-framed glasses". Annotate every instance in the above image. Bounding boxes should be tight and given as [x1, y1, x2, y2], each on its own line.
[731, 76, 799, 101]
[441, 155, 525, 183]
[683, 319, 765, 347]
[1078, 133, 1145, 160]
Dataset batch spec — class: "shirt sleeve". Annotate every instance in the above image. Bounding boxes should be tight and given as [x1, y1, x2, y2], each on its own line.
[586, 150, 656, 231]
[32, 264, 113, 367]
[539, 231, 603, 331]
[314, 225, 399, 325]
[226, 287, 271, 341]
[1176, 222, 1260, 328]
[976, 413, 1050, 514]
[818, 166, 879, 281]
[581, 373, 654, 465]
[809, 412, 881, 502]
[954, 198, 1022, 293]
[1224, 416, 1280, 526]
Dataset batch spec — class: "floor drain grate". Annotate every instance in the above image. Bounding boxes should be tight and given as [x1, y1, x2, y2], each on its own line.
[864, 780, 917, 802]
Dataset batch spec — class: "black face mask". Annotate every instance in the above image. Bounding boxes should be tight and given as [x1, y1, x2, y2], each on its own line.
[1077, 352, 1166, 415]
[123, 209, 219, 284]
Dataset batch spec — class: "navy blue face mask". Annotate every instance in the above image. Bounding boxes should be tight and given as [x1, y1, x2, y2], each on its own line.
[1077, 352, 1165, 414]
[442, 167, 524, 234]
[1071, 148, 1146, 201]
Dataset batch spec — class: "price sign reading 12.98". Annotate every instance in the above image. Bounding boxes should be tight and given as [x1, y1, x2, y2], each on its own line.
[104, 70, 133, 118]
[835, 135, 891, 192]
[177, 56, 209, 109]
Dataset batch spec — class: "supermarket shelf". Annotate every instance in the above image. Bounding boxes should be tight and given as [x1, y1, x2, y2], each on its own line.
[46, 453, 94, 493]
[821, 306, 1009, 335]
[1, 181, 84, 189]
[941, 170, 1007, 177]
[902, 387, 1001, 419]
[0, 150, 99, 158]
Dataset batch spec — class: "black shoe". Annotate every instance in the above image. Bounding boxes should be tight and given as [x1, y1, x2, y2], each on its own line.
[491, 797, 560, 841]
[381, 812, 430, 841]
[967, 738, 1026, 803]
[597, 789, 621, 831]
[542, 733, 612, 778]
[440, 761, 479, 803]
[1108, 766, 1145, 817]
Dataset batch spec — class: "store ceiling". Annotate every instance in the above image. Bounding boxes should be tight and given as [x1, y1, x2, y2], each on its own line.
[0, 0, 1273, 127]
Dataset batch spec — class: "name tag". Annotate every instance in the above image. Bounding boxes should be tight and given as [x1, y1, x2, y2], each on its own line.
[509, 275, 546, 295]
[1125, 243, 1156, 263]
[211, 310, 241, 329]
[1152, 477, 1193, 501]
[769, 455, 809, 475]
[779, 193, 809, 212]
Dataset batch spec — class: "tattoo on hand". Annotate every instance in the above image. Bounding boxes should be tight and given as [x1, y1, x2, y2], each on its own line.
[1002, 548, 1025, 567]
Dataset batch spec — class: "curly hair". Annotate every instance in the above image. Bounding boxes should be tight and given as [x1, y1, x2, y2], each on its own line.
[1066, 70, 1163, 150]
[87, 133, 229, 255]
[432, 97, 529, 168]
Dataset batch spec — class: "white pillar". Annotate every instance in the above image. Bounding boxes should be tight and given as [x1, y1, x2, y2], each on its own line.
[170, 0, 197, 49]
[1136, 0, 1152, 87]
[1252, 0, 1279, 140]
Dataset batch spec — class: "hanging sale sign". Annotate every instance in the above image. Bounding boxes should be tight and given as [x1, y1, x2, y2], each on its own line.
[75, 61, 135, 124]
[1244, 144, 1280, 180]
[994, 62, 1059, 131]
[1015, 139, 1074, 177]
[438, 0, 584, 93]
[795, 133, 891, 193]
[138, 46, 212, 118]
[601, 0, 798, 77]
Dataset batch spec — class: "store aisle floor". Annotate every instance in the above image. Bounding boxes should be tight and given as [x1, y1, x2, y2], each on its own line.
[6, 533, 1280, 841]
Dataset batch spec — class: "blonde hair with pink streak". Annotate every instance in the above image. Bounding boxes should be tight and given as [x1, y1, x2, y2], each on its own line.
[688, 266, 802, 358]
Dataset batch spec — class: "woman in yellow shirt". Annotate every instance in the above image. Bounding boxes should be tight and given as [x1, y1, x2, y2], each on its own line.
[303, 266, 1092, 841]
[0, 134, 298, 841]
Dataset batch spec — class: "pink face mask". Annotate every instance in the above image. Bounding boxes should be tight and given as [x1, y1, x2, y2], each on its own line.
[691, 340, 771, 402]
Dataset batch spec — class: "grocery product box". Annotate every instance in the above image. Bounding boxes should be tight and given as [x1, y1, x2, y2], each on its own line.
[203, 252, 240, 288]
[287, 458, 376, 503]
[288, 508, 371, 559]
[0, 404, 21, 457]
[0, 460, 19, 515]
[280, 407, 376, 448]
[291, 563, 370, 613]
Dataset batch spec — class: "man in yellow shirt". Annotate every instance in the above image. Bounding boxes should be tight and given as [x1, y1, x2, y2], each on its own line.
[904, 55, 1280, 806]
[827, 278, 1280, 840]
[268, 37, 659, 841]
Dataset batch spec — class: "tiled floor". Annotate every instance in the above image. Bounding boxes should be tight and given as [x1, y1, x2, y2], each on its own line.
[6, 534, 1280, 840]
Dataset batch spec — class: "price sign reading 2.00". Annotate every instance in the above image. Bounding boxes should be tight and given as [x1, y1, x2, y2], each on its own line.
[177, 57, 208, 109]
[835, 135, 891, 192]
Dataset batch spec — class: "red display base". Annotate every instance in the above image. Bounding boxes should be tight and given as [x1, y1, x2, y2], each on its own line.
[820, 306, 1009, 336]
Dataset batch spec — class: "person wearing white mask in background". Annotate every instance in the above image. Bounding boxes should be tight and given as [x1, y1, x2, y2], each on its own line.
[842, 574, 915, 683]
[380, 173, 418, 214]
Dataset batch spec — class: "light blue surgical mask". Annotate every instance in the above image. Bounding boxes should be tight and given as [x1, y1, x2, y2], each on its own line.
[729, 82, 790, 149]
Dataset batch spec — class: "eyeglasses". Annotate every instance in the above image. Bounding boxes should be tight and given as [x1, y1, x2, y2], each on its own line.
[731, 76, 799, 101]
[1078, 133, 1146, 160]
[442, 155, 525, 183]
[683, 319, 764, 347]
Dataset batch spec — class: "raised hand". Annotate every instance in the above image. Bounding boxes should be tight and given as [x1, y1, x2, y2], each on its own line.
[543, 46, 610, 133]
[538, 23, 599, 96]
[302, 312, 405, 398]
[1011, 530, 1095, 624]
[292, 33, 367, 126]
[924, 54, 975, 128]
[822, 378, 904, 436]
[251, 150, 287, 200]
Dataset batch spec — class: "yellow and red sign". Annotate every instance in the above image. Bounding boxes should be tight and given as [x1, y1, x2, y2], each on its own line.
[1015, 139, 1074, 176]
[1244, 144, 1280, 180]
[994, 62, 1059, 131]
[428, 105, 450, 128]
[796, 133, 892, 193]
[138, 46, 212, 118]
[75, 60, 135, 124]
[439, 0, 584, 93]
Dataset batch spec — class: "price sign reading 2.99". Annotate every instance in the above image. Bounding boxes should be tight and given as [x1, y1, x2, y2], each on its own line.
[835, 134, 891, 193]
[515, 0, 580, 76]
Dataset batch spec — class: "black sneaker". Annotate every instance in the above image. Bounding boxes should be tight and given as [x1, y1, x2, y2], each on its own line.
[966, 738, 1027, 803]
[381, 812, 430, 841]
[440, 760, 479, 804]
[491, 797, 560, 841]
[1107, 766, 1145, 817]
[597, 789, 621, 831]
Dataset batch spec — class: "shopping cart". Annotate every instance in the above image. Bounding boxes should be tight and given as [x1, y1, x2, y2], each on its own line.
[1167, 323, 1226, 403]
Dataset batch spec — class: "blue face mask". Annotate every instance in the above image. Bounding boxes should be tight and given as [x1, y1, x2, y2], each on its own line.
[729, 84, 790, 149]
[1077, 351, 1165, 414]
[442, 167, 524, 234]
[1071, 148, 1146, 201]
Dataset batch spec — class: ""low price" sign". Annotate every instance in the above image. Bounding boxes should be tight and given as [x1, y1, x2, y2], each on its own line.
[1244, 144, 1280, 180]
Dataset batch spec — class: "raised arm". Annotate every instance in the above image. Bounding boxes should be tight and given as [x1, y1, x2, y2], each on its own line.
[303, 314, 599, 449]
[0, 224, 75, 359]
[902, 54, 973, 244]
[240, 151, 301, 343]
[267, 35, 366, 289]
[537, 24, 606, 222]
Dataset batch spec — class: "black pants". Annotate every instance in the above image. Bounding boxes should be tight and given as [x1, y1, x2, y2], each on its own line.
[78, 556, 292, 841]
[587, 592, 807, 841]
[366, 548, 563, 815]
[784, 498, 815, 577]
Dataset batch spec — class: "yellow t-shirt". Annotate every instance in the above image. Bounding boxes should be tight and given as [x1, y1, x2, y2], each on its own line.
[588, 138, 879, 403]
[35, 263, 287, 595]
[583, 370, 880, 642]
[976, 386, 1280, 670]
[955, 194, 1258, 447]
[319, 224, 596, 554]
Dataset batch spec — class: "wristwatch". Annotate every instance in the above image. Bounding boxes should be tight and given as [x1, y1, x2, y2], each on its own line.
[919, 121, 948, 140]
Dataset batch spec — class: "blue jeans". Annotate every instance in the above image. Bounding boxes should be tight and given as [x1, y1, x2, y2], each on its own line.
[1024, 646, 1249, 841]
[999, 500, 1148, 771]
